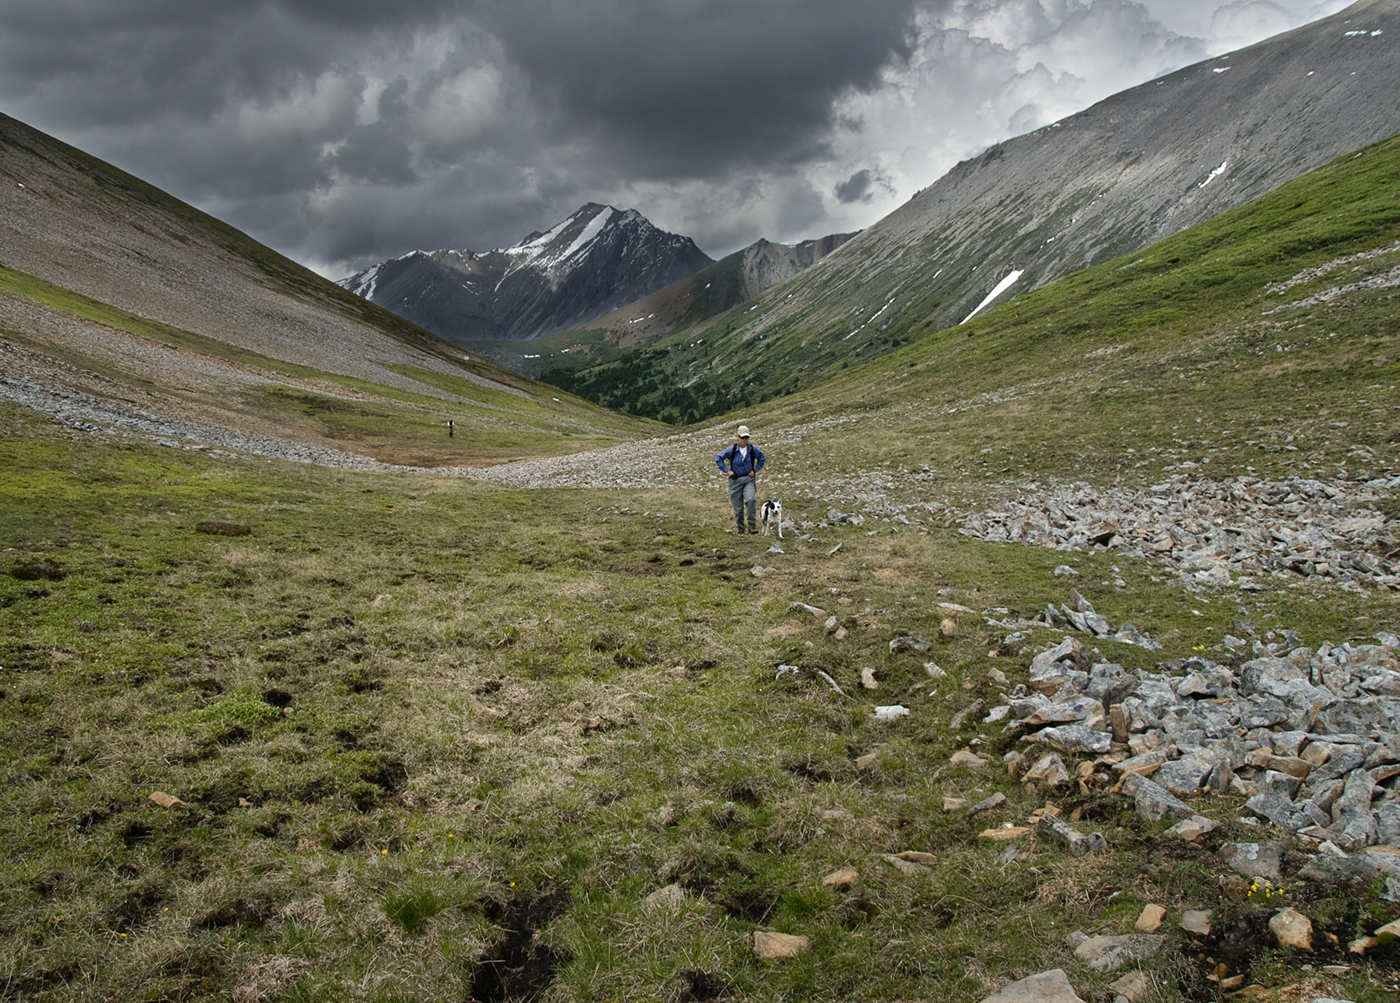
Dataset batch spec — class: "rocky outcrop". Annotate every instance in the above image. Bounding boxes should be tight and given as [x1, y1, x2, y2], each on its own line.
[995, 631, 1400, 898]
[958, 475, 1400, 590]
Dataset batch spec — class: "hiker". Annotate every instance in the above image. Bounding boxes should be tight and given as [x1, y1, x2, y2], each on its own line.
[715, 424, 766, 534]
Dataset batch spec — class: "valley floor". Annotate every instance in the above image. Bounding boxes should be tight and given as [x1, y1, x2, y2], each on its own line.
[2, 400, 1398, 1003]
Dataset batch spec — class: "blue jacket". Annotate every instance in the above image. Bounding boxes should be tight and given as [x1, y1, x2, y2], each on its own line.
[716, 442, 765, 477]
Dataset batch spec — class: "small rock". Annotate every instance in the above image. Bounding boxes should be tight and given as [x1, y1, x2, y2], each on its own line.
[872, 704, 909, 721]
[1037, 814, 1107, 857]
[1108, 970, 1150, 1002]
[1164, 816, 1217, 841]
[1024, 752, 1071, 788]
[751, 931, 810, 960]
[943, 796, 968, 811]
[1155, 757, 1216, 796]
[1073, 934, 1166, 971]
[822, 867, 859, 889]
[969, 793, 1007, 818]
[1377, 917, 1400, 940]
[1269, 907, 1313, 950]
[1136, 903, 1167, 932]
[998, 843, 1032, 864]
[861, 667, 879, 690]
[939, 617, 958, 640]
[148, 791, 185, 809]
[1350, 935, 1380, 954]
[890, 635, 930, 654]
[979, 826, 1032, 841]
[883, 854, 923, 874]
[980, 969, 1086, 1003]
[950, 749, 988, 769]
[855, 752, 879, 771]
[1244, 792, 1311, 831]
[1248, 750, 1314, 779]
[644, 883, 685, 909]
[1180, 910, 1211, 935]
[1221, 842, 1283, 881]
[1054, 566, 1079, 576]
[894, 850, 938, 866]
[1114, 750, 1166, 777]
[924, 662, 947, 678]
[1033, 724, 1112, 755]
[1121, 773, 1195, 821]
[825, 615, 839, 633]
[951, 699, 986, 729]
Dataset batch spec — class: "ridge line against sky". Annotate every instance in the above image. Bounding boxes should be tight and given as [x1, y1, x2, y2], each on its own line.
[0, 0, 1354, 279]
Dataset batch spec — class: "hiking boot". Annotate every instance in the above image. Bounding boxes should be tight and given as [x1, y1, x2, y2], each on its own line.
[748, 523, 759, 534]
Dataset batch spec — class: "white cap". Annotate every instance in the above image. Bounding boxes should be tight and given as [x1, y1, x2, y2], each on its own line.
[737, 424, 751, 438]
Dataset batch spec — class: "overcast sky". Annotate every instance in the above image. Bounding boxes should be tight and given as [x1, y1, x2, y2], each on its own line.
[0, 0, 1352, 277]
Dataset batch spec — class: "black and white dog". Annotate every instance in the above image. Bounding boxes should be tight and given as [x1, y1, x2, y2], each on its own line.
[760, 499, 784, 538]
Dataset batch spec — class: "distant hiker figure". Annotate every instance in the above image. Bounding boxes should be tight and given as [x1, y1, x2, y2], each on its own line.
[716, 424, 765, 534]
[448, 420, 454, 438]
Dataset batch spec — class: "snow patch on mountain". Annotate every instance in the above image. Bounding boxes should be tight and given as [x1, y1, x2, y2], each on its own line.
[962, 269, 1024, 324]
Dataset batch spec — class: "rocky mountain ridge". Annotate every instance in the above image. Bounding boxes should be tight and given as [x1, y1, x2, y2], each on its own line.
[642, 0, 1400, 408]
[338, 203, 714, 343]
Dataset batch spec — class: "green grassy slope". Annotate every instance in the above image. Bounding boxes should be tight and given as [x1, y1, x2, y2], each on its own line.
[724, 133, 1400, 498]
[0, 113, 663, 464]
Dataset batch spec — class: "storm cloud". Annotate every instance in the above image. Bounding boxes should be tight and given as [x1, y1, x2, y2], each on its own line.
[0, 0, 1354, 277]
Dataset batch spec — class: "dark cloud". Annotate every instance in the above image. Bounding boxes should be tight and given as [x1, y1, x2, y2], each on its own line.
[479, 0, 921, 175]
[0, 0, 1332, 275]
[834, 169, 874, 203]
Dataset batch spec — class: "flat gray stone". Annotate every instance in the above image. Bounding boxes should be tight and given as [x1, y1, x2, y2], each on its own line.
[1108, 971, 1150, 1003]
[1034, 724, 1112, 755]
[1299, 853, 1390, 886]
[1181, 909, 1211, 935]
[1332, 769, 1380, 821]
[1155, 757, 1214, 796]
[1122, 773, 1194, 821]
[980, 969, 1086, 1003]
[1245, 792, 1311, 831]
[1221, 841, 1282, 880]
[1074, 934, 1167, 972]
[1164, 815, 1217, 841]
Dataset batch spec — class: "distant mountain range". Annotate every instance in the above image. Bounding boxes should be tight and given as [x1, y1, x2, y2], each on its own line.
[458, 230, 859, 378]
[338, 204, 714, 343]
[557, 231, 860, 349]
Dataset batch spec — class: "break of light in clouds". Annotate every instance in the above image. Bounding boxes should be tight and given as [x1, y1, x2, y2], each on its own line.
[0, 0, 1354, 278]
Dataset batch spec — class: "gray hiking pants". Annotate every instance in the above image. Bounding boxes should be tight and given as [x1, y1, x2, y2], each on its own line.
[728, 474, 756, 531]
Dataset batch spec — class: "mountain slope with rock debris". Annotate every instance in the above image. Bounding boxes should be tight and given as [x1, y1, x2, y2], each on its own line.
[594, 0, 1400, 415]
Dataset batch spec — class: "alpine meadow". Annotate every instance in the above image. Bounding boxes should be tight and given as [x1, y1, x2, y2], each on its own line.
[3, 4, 1400, 1003]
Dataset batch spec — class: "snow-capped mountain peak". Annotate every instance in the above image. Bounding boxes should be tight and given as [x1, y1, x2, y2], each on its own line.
[337, 204, 713, 342]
